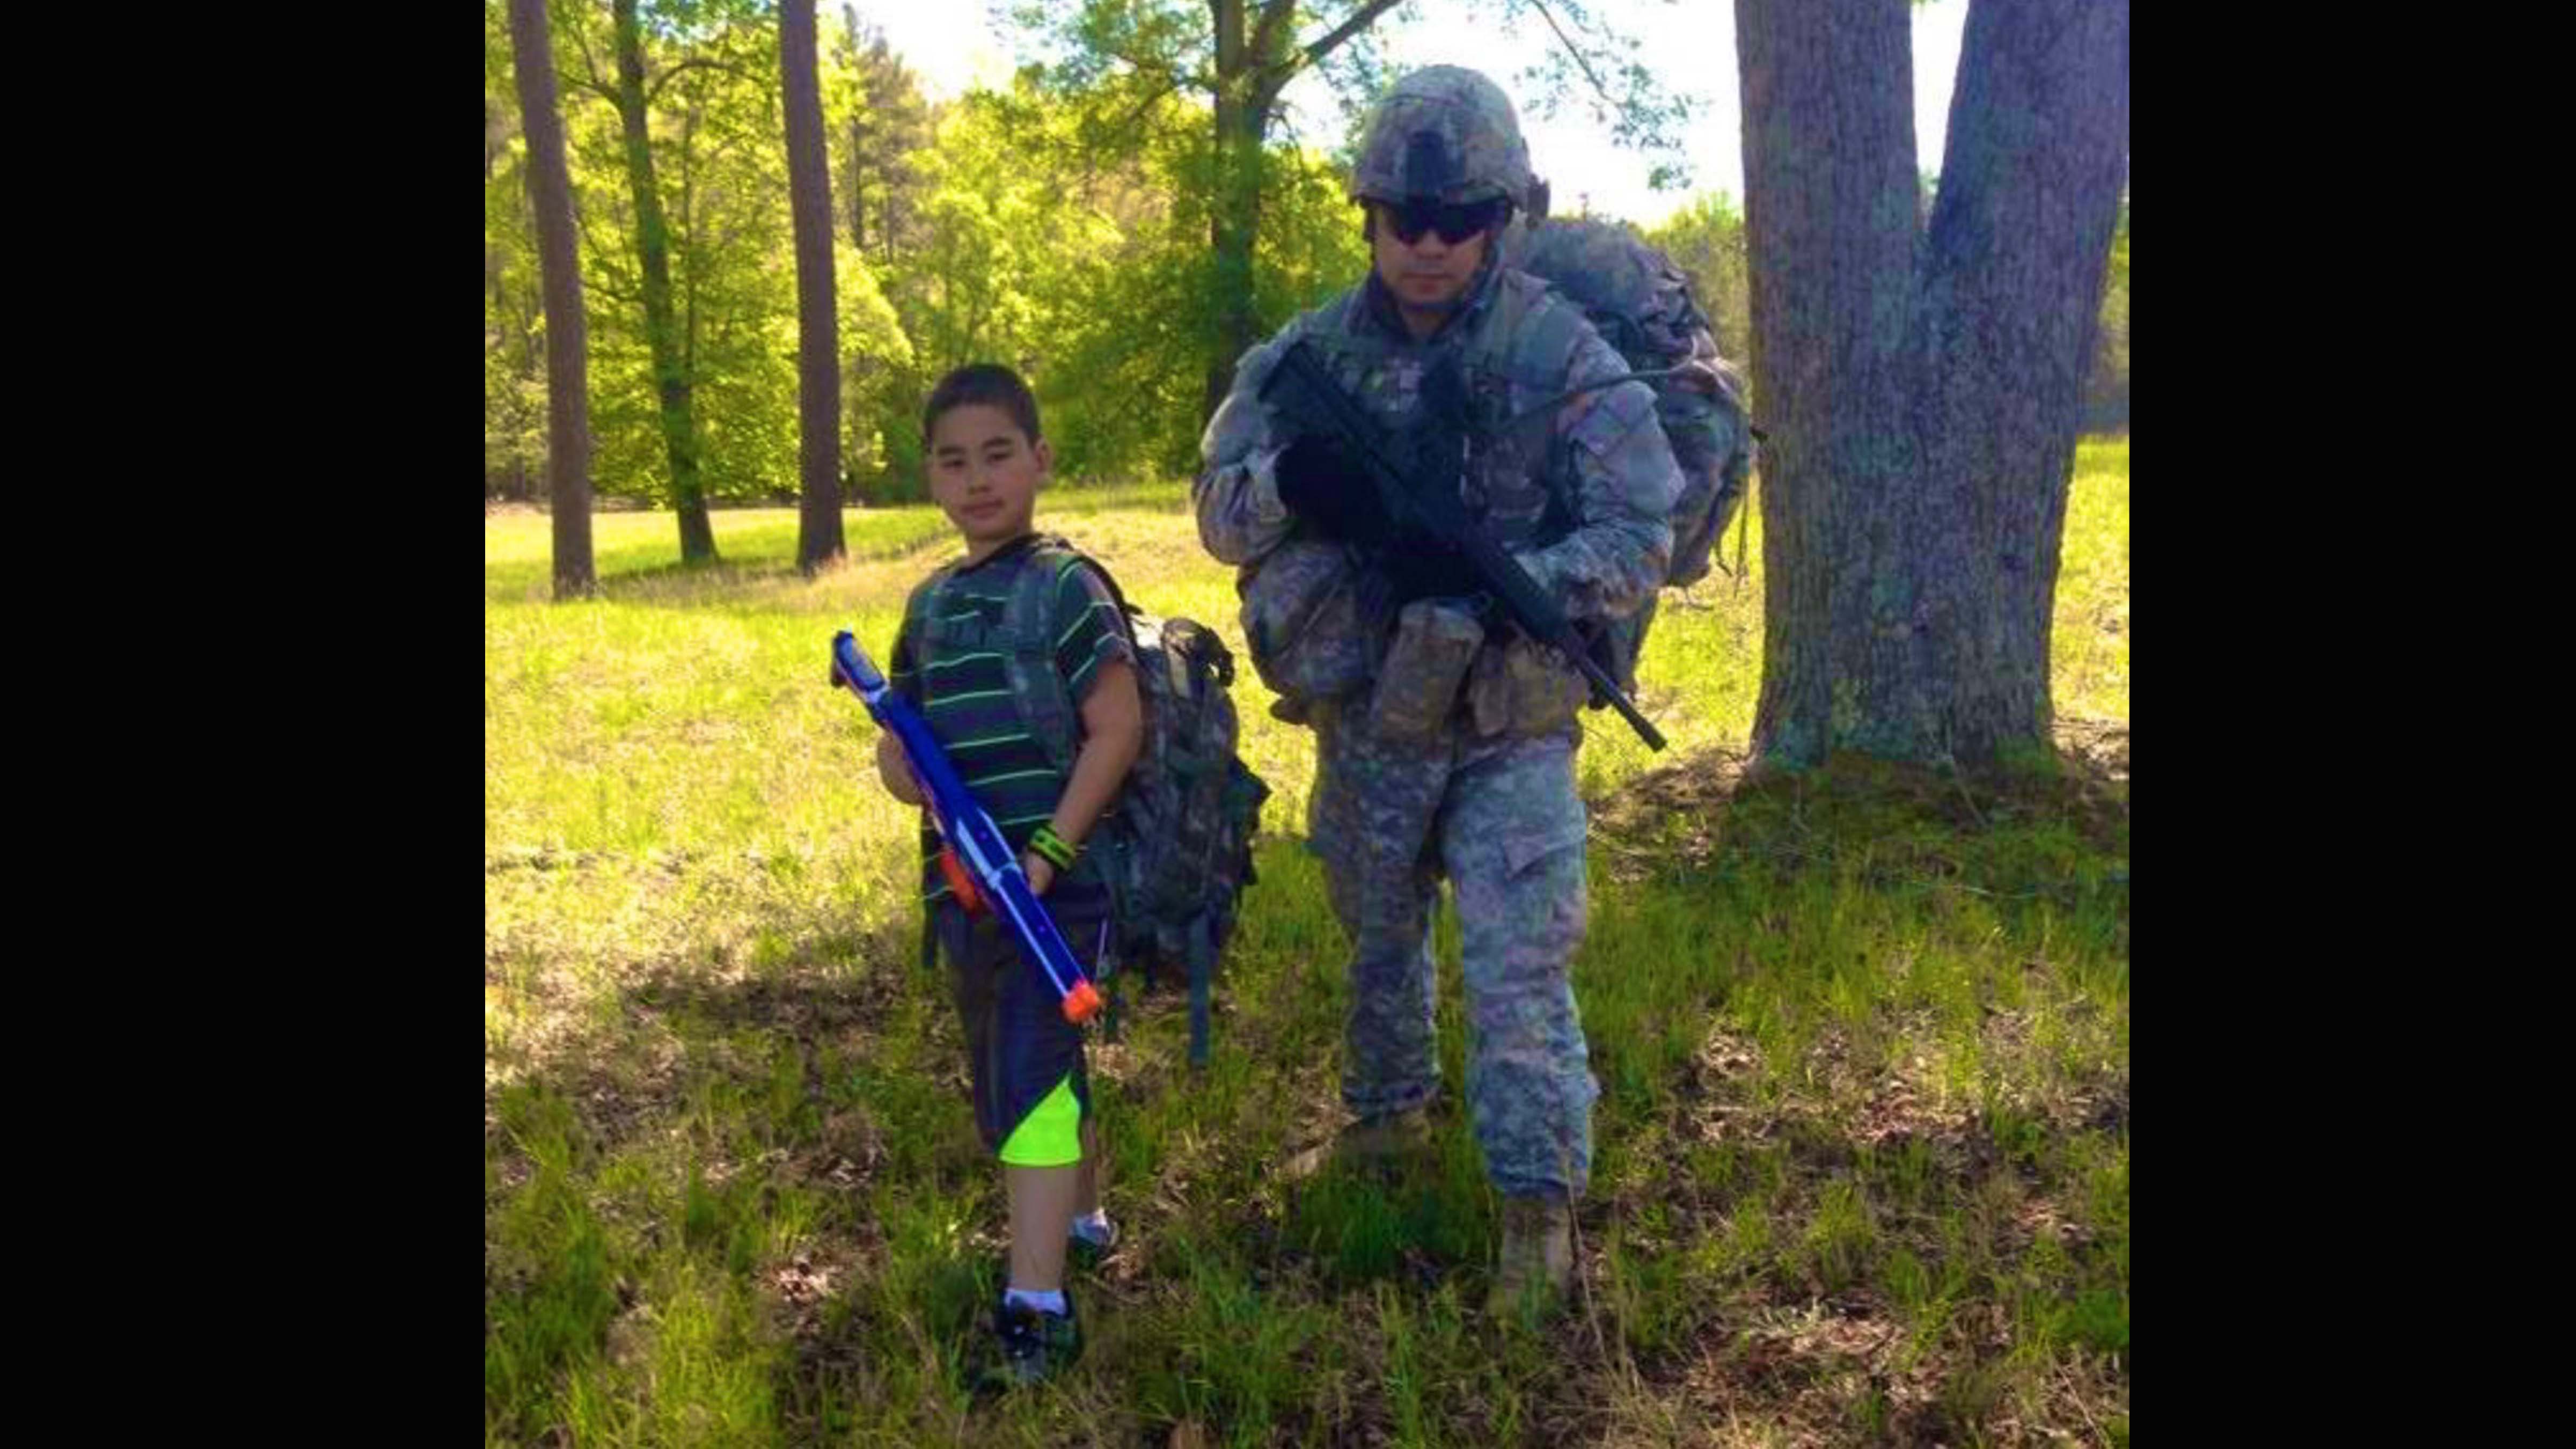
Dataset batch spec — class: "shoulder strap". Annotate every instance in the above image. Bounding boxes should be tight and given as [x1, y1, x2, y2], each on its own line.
[895, 559, 971, 697]
[1000, 535, 1089, 777]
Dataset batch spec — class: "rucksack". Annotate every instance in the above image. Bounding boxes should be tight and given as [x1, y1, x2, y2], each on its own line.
[900, 535, 1269, 1067]
[1503, 217, 1760, 693]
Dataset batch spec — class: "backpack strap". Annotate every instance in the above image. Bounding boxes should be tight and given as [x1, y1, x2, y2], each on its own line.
[896, 558, 975, 702]
[999, 534, 1091, 778]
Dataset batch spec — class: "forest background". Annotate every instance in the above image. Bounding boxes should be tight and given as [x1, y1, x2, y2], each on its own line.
[483, 0, 2128, 516]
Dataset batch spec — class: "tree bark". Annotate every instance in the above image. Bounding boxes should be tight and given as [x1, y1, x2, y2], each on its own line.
[1737, 0, 2127, 768]
[842, 4, 867, 251]
[1202, 0, 1256, 422]
[783, 0, 845, 572]
[507, 0, 595, 598]
[611, 0, 719, 564]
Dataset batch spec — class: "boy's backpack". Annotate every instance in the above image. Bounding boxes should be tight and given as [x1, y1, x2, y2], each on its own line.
[901, 535, 1269, 1067]
[1502, 217, 1760, 692]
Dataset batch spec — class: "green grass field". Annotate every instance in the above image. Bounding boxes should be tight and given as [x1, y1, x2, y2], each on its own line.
[486, 442, 2129, 1446]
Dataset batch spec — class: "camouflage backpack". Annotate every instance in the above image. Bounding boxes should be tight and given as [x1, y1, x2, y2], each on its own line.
[902, 535, 1269, 1067]
[1500, 215, 1760, 691]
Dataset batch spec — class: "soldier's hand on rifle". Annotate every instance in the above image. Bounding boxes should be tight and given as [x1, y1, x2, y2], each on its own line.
[1275, 432, 1396, 544]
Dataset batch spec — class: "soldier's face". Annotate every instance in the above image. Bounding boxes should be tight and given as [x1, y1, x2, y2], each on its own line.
[1371, 201, 1491, 316]
[928, 403, 1051, 559]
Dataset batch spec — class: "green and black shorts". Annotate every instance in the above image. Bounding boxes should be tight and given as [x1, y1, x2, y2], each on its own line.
[937, 880, 1110, 1166]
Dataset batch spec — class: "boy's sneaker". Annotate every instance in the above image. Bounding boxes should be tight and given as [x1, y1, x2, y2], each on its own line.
[976, 1291, 1082, 1393]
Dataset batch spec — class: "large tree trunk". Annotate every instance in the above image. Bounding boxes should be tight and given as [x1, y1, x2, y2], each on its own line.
[782, 0, 845, 572]
[1736, 0, 2127, 769]
[506, 0, 595, 598]
[611, 0, 719, 564]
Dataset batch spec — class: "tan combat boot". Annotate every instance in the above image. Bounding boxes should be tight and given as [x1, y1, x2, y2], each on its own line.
[1487, 1195, 1574, 1318]
[1284, 1106, 1431, 1181]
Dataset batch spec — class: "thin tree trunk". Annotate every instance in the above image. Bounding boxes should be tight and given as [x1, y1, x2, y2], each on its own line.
[611, 0, 718, 564]
[1201, 0, 1293, 423]
[507, 0, 595, 597]
[841, 5, 870, 252]
[1737, 0, 2126, 769]
[784, 0, 845, 571]
[1197, 0, 1397, 423]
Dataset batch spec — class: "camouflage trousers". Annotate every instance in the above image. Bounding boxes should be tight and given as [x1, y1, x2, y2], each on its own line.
[1307, 705, 1598, 1200]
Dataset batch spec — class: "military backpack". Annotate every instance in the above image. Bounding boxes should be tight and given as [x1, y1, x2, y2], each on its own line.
[1502, 216, 1760, 692]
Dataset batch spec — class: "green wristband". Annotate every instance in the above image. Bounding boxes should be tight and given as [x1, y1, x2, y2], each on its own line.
[1028, 823, 1078, 870]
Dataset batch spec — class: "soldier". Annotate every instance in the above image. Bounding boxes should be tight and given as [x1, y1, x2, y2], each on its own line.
[1193, 65, 1682, 1315]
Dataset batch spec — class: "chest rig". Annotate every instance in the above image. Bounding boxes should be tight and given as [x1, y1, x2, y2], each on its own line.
[1306, 270, 1579, 557]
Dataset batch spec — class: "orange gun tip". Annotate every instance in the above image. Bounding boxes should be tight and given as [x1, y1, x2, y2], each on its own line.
[1062, 980, 1104, 1024]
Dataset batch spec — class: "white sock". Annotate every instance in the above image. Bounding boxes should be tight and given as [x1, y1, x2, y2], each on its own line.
[1071, 1210, 1116, 1245]
[1004, 1286, 1068, 1317]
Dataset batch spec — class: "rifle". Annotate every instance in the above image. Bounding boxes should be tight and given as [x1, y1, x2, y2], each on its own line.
[1258, 339, 1668, 751]
[830, 631, 1105, 1024]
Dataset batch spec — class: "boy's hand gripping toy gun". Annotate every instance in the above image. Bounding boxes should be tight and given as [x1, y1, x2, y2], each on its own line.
[830, 630, 1104, 1024]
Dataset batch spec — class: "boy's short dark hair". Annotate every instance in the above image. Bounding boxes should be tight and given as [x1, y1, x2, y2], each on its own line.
[923, 363, 1043, 447]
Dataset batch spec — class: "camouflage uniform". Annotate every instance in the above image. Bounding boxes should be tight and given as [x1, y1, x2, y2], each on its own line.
[1194, 67, 1682, 1202]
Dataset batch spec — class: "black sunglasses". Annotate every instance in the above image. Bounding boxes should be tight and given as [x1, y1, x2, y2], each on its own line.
[1379, 197, 1509, 246]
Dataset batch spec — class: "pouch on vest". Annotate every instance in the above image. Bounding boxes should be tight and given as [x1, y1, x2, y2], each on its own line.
[1238, 536, 1373, 722]
[1367, 598, 1484, 742]
[1467, 632, 1591, 739]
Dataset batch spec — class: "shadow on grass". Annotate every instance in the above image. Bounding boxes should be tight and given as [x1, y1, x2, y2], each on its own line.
[486, 523, 957, 606]
[490, 729, 2130, 1444]
[1562, 730, 2130, 1441]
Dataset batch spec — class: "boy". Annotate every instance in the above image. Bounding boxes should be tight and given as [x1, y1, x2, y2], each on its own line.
[875, 363, 1145, 1389]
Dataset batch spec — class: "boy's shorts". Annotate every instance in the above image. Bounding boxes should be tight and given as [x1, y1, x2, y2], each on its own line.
[938, 878, 1110, 1167]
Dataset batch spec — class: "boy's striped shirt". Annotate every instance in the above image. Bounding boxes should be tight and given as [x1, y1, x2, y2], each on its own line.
[889, 533, 1132, 902]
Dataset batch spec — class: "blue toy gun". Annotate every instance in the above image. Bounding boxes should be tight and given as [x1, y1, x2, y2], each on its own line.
[830, 630, 1104, 1024]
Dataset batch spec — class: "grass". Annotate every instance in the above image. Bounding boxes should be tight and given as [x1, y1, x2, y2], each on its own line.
[486, 440, 2129, 1445]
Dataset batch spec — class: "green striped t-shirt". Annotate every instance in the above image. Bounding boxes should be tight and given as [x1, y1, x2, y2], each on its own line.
[889, 533, 1133, 903]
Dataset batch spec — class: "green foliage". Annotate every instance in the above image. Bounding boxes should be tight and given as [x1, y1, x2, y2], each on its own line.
[870, 74, 1368, 491]
[2085, 192, 2130, 430]
[1642, 188, 1754, 387]
[492, 2, 1380, 517]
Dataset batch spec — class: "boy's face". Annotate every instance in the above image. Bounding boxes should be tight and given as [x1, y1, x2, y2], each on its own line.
[928, 402, 1051, 558]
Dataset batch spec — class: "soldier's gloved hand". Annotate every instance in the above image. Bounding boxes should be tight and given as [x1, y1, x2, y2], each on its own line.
[1275, 433, 1395, 544]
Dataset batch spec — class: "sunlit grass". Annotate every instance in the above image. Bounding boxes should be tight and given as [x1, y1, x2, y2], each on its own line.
[486, 444, 2129, 1446]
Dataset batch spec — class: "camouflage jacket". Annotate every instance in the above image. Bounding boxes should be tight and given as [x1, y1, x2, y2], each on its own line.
[1194, 253, 1681, 627]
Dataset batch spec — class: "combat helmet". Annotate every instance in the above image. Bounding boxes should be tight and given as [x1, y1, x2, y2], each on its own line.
[1350, 65, 1534, 209]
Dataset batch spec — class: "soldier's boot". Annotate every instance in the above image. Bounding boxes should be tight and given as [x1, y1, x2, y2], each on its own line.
[1486, 1195, 1574, 1319]
[1284, 1105, 1431, 1181]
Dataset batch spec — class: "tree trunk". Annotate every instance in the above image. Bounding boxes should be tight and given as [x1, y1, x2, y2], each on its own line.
[506, 0, 595, 598]
[611, 0, 719, 564]
[1202, 1, 1253, 422]
[1201, 0, 1298, 424]
[842, 4, 868, 251]
[1736, 0, 2127, 769]
[783, 0, 845, 572]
